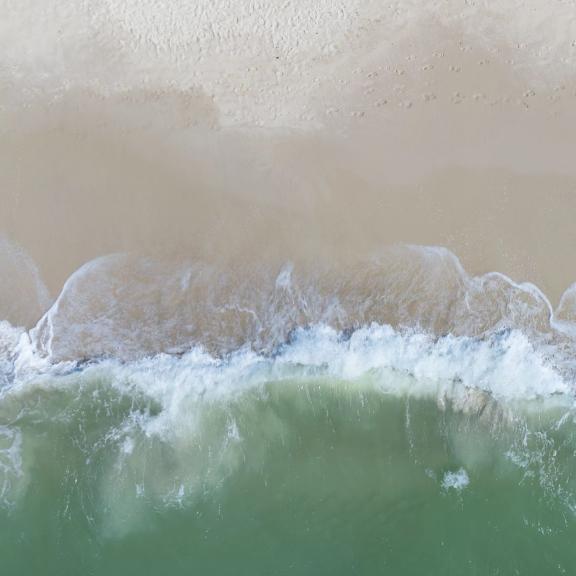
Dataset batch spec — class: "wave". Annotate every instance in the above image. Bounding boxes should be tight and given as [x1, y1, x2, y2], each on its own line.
[0, 322, 575, 532]
[0, 244, 572, 387]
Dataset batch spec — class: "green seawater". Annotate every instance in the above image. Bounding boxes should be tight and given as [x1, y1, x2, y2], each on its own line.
[0, 371, 575, 575]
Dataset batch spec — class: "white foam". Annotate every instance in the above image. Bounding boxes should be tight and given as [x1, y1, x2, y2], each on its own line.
[275, 325, 570, 400]
[0, 321, 22, 359]
[0, 425, 24, 506]
[441, 468, 470, 492]
[4, 322, 572, 406]
[0, 321, 24, 389]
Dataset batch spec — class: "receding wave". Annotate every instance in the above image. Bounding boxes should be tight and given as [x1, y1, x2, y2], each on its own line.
[1, 245, 571, 370]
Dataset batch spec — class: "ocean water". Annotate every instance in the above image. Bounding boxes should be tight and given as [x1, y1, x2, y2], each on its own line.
[1, 311, 576, 574]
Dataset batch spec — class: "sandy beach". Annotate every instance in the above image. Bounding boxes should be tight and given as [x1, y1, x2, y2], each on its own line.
[2, 7, 576, 327]
[3, 3, 576, 574]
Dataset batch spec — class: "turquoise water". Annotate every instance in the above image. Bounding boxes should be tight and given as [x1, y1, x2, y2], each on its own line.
[1, 337, 575, 575]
